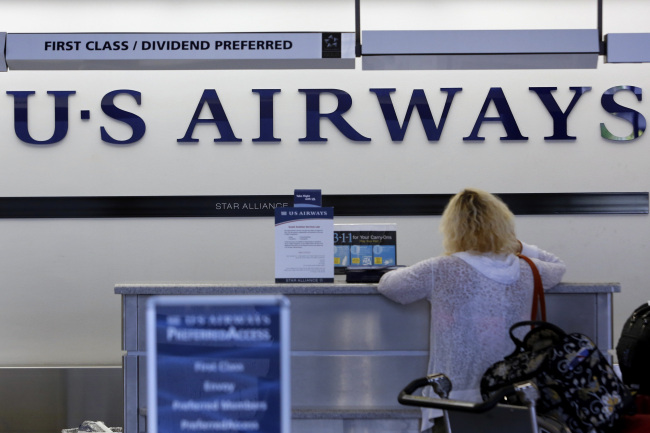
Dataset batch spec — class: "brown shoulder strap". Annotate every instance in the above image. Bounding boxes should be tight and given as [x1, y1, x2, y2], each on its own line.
[519, 254, 546, 322]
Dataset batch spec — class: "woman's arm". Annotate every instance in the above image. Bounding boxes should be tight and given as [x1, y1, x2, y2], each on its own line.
[520, 242, 566, 289]
[377, 258, 436, 304]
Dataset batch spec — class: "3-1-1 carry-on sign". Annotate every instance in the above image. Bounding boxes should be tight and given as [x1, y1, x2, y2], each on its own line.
[147, 295, 291, 433]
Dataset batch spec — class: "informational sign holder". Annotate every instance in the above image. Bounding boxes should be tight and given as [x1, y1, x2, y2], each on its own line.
[292, 189, 322, 208]
[5, 32, 355, 70]
[275, 190, 334, 283]
[334, 223, 397, 270]
[146, 295, 291, 433]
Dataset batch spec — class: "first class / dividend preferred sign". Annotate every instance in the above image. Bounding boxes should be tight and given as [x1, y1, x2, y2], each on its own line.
[147, 296, 291, 433]
[5, 32, 354, 69]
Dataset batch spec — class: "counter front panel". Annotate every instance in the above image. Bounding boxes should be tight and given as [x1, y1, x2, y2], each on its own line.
[116, 282, 618, 433]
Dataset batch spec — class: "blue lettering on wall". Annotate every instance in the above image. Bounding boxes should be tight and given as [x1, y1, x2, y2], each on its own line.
[464, 87, 528, 141]
[7, 90, 76, 145]
[252, 89, 281, 143]
[370, 88, 461, 142]
[177, 89, 242, 143]
[100, 90, 146, 145]
[530, 87, 592, 141]
[299, 89, 371, 142]
[4, 86, 648, 145]
[600, 85, 646, 141]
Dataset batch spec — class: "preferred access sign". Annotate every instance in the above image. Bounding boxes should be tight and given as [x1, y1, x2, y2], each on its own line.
[147, 295, 291, 433]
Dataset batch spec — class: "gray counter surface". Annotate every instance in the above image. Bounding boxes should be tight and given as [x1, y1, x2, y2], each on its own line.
[115, 281, 620, 295]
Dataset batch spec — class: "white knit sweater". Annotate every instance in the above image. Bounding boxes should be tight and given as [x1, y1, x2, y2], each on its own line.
[378, 242, 566, 430]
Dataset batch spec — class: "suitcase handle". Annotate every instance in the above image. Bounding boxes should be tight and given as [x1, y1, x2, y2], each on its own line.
[398, 373, 539, 414]
[629, 301, 650, 323]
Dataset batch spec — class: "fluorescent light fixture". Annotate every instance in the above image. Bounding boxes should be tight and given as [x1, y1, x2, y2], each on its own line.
[6, 33, 356, 70]
[606, 33, 650, 63]
[362, 29, 599, 70]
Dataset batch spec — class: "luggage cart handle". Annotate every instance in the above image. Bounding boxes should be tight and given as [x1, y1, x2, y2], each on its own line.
[398, 374, 538, 414]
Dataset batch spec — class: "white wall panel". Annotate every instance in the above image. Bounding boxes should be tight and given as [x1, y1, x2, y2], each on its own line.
[603, 0, 649, 34]
[0, 0, 355, 33]
[361, 0, 596, 31]
[0, 0, 648, 365]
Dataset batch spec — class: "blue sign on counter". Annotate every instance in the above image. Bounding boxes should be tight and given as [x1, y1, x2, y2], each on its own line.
[147, 295, 291, 433]
[293, 189, 322, 207]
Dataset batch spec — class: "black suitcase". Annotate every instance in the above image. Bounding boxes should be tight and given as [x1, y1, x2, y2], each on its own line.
[616, 301, 650, 394]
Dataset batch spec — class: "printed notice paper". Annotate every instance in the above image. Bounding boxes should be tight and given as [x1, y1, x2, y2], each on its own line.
[274, 207, 334, 283]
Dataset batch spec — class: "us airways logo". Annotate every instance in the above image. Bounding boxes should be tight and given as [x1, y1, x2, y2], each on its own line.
[286, 210, 329, 216]
[4, 85, 646, 145]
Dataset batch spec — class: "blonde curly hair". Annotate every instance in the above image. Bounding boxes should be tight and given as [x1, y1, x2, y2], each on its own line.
[440, 188, 519, 255]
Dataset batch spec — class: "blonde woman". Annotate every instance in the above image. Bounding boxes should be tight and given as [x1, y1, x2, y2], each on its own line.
[378, 188, 566, 432]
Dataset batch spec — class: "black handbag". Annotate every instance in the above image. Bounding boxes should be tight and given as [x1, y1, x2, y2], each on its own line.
[616, 301, 650, 394]
[481, 321, 635, 433]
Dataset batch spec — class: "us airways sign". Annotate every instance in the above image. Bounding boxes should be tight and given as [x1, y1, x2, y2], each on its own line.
[4, 85, 646, 145]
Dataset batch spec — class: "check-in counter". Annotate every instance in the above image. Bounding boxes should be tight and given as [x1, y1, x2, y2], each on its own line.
[115, 282, 619, 433]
